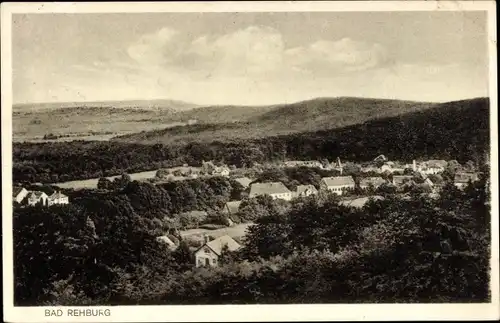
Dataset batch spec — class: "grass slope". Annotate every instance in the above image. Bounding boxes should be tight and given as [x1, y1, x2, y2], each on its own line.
[113, 97, 440, 144]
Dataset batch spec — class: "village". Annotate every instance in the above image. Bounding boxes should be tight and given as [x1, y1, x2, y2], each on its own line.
[13, 154, 482, 269]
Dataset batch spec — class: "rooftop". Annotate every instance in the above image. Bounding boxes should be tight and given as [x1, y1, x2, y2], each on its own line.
[203, 235, 241, 256]
[321, 176, 355, 187]
[249, 182, 291, 197]
[223, 201, 242, 214]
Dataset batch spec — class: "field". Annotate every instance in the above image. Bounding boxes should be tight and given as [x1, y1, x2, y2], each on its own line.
[12, 99, 198, 142]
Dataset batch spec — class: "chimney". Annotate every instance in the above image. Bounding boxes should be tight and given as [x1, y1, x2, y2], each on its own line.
[412, 160, 416, 171]
[204, 234, 210, 244]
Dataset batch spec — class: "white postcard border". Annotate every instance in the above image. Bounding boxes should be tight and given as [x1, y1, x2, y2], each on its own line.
[2, 1, 499, 322]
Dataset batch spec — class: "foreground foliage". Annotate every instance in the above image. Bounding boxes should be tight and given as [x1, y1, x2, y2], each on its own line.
[14, 169, 490, 305]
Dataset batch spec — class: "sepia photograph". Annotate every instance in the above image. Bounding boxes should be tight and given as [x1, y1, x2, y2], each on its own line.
[2, 1, 498, 322]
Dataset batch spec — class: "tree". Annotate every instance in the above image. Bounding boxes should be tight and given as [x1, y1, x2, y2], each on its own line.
[97, 177, 112, 190]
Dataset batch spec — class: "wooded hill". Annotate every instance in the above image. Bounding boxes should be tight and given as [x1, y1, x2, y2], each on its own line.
[13, 97, 489, 184]
[113, 97, 440, 144]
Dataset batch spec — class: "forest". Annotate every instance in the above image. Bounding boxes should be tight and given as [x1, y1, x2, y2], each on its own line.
[13, 98, 489, 184]
[14, 167, 491, 305]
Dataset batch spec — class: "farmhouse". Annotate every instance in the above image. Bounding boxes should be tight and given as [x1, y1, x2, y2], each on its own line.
[13, 186, 29, 204]
[454, 172, 479, 189]
[249, 182, 293, 200]
[47, 191, 69, 206]
[295, 185, 318, 198]
[359, 177, 387, 190]
[27, 191, 49, 206]
[320, 176, 355, 195]
[194, 235, 241, 268]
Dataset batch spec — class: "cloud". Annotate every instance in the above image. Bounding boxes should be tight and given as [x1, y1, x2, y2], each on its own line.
[285, 38, 390, 74]
[125, 26, 388, 79]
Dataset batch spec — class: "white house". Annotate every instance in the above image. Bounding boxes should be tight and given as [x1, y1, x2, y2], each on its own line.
[249, 182, 293, 200]
[295, 184, 318, 198]
[320, 176, 355, 195]
[13, 186, 29, 204]
[194, 235, 241, 268]
[47, 191, 69, 206]
[417, 160, 447, 175]
[359, 177, 387, 190]
[27, 191, 49, 206]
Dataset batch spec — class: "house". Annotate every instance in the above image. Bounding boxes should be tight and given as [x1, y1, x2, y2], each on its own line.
[156, 235, 178, 251]
[392, 175, 414, 186]
[222, 201, 242, 215]
[27, 191, 49, 206]
[454, 172, 479, 189]
[249, 182, 293, 200]
[234, 177, 252, 188]
[194, 235, 241, 268]
[418, 160, 447, 175]
[13, 186, 29, 204]
[47, 191, 69, 206]
[295, 185, 318, 198]
[359, 177, 387, 190]
[320, 176, 355, 195]
[214, 165, 230, 177]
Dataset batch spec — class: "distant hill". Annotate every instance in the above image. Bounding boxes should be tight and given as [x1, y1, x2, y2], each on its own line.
[113, 97, 440, 144]
[12, 99, 199, 141]
[13, 99, 199, 113]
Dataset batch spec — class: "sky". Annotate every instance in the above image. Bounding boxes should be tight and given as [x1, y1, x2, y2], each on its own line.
[12, 11, 489, 105]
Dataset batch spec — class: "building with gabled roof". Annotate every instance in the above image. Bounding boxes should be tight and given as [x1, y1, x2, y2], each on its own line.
[295, 184, 318, 198]
[47, 191, 69, 206]
[194, 235, 241, 267]
[13, 186, 29, 204]
[320, 176, 355, 195]
[27, 191, 49, 206]
[249, 182, 292, 200]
